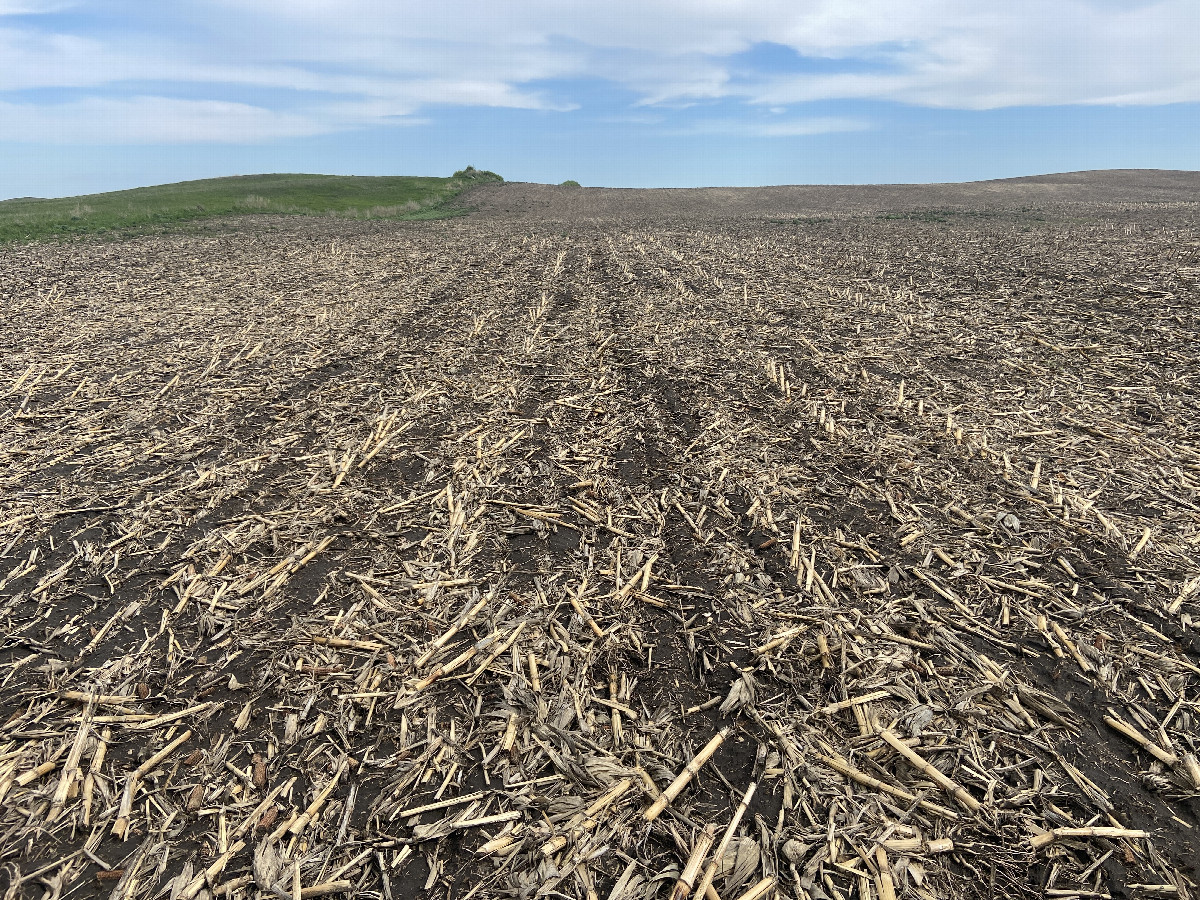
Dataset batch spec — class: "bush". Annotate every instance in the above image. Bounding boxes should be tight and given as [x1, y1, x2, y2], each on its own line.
[560, 180, 581, 187]
[453, 166, 504, 182]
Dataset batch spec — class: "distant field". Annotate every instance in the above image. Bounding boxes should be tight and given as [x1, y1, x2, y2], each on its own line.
[463, 168, 1200, 221]
[0, 167, 502, 242]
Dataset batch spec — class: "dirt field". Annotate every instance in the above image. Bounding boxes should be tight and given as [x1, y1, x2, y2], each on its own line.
[2, 172, 1200, 900]
[463, 169, 1200, 221]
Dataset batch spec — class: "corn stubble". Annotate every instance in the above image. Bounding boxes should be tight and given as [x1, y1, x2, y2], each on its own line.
[1, 204, 1199, 900]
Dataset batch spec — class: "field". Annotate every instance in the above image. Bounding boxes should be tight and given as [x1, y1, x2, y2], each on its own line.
[0, 168, 502, 244]
[2, 171, 1200, 900]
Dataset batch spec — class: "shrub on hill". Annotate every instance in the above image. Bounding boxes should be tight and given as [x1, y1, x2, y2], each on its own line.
[453, 166, 504, 182]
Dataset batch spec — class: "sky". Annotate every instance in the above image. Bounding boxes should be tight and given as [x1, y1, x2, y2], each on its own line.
[1, 1, 1198, 198]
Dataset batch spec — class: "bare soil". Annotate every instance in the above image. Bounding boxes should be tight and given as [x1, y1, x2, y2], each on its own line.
[463, 169, 1200, 221]
[2, 171, 1200, 900]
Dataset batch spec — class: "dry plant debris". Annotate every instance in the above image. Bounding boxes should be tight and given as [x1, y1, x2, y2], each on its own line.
[2, 194, 1199, 900]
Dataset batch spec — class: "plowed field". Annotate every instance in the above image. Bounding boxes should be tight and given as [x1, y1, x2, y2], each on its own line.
[3, 177, 1200, 900]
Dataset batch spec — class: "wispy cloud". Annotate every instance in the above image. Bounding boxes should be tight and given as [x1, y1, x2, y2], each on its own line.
[0, 0, 75, 12]
[1, 1, 1198, 144]
[679, 115, 870, 137]
[0, 96, 325, 143]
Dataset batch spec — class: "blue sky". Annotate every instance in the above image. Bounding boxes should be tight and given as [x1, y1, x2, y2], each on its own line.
[1, 1, 1198, 198]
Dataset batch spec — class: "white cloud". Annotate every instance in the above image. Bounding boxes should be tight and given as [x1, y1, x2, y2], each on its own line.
[740, 1, 1200, 109]
[190, 0, 1199, 109]
[0, 96, 326, 143]
[0, 0, 1197, 144]
[755, 117, 869, 137]
[682, 115, 869, 137]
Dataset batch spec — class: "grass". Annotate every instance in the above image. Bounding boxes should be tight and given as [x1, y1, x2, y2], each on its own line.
[0, 167, 502, 243]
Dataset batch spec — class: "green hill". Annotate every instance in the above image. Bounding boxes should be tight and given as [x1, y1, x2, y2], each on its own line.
[0, 167, 502, 243]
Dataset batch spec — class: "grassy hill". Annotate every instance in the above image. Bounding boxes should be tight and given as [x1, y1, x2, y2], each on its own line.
[0, 167, 502, 243]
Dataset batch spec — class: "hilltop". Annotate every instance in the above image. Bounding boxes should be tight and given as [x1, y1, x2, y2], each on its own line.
[0, 168, 502, 242]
